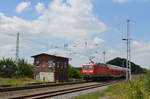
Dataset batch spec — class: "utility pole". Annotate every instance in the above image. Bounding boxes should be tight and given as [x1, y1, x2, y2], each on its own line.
[123, 19, 132, 81]
[15, 32, 19, 62]
[103, 51, 106, 64]
[127, 19, 132, 80]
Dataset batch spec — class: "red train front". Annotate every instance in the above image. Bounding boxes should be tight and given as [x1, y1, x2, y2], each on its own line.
[82, 63, 126, 81]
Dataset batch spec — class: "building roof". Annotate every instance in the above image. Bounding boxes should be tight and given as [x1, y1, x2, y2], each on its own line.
[31, 53, 69, 59]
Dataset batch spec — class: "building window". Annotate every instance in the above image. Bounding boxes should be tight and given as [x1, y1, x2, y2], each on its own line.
[64, 62, 67, 69]
[61, 62, 64, 69]
[48, 60, 55, 67]
[57, 62, 59, 68]
[35, 60, 41, 66]
[52, 62, 55, 67]
[48, 60, 53, 67]
[59, 62, 61, 67]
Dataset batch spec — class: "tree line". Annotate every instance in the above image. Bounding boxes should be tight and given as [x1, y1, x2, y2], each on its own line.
[0, 58, 34, 78]
[107, 57, 146, 73]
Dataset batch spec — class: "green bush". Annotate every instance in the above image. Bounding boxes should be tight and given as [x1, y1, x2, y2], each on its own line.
[126, 73, 150, 99]
[68, 65, 82, 80]
[0, 58, 17, 77]
[128, 81, 144, 99]
[16, 59, 34, 78]
[0, 58, 34, 78]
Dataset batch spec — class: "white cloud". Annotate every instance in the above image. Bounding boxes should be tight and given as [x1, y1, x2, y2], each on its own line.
[35, 0, 107, 40]
[93, 37, 104, 45]
[132, 41, 150, 52]
[16, 2, 31, 13]
[131, 41, 150, 68]
[48, 49, 67, 56]
[1, 0, 149, 69]
[35, 3, 46, 14]
[0, 13, 33, 37]
[105, 41, 150, 69]
[47, 37, 104, 56]
[0, 45, 15, 58]
[113, 0, 126, 3]
[0, 0, 107, 65]
[47, 37, 104, 66]
[67, 38, 104, 54]
[113, 0, 127, 3]
[1, 0, 107, 40]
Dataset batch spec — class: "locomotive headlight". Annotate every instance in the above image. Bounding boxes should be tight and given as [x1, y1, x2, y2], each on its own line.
[83, 70, 93, 73]
[83, 70, 87, 72]
[89, 71, 93, 73]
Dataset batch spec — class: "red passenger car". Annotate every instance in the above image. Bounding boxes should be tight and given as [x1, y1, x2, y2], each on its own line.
[82, 63, 126, 81]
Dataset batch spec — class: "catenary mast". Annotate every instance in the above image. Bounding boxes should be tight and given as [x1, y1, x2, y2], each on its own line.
[15, 32, 19, 62]
[123, 19, 132, 81]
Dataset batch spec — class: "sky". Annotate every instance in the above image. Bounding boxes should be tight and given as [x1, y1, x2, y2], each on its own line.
[0, 0, 150, 68]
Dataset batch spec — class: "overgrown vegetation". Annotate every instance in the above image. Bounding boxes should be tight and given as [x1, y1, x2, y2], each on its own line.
[0, 58, 34, 78]
[68, 65, 82, 80]
[16, 59, 34, 78]
[0, 58, 17, 77]
[74, 72, 150, 99]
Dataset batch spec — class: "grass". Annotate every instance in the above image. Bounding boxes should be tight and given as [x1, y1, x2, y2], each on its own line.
[0, 77, 42, 87]
[73, 73, 150, 99]
[73, 91, 107, 99]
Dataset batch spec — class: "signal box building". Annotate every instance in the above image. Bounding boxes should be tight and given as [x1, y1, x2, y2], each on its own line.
[32, 53, 69, 82]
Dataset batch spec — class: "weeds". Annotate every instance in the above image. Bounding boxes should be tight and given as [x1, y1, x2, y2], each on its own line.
[74, 73, 150, 99]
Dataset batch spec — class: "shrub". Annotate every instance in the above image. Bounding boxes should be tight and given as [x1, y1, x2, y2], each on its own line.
[68, 65, 82, 80]
[128, 81, 144, 99]
[143, 72, 150, 92]
[0, 58, 34, 78]
[16, 59, 34, 78]
[0, 58, 17, 77]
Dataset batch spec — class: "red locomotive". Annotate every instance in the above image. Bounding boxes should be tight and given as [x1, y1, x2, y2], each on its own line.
[82, 63, 126, 80]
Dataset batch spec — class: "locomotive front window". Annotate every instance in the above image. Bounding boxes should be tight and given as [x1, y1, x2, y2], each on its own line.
[84, 65, 93, 69]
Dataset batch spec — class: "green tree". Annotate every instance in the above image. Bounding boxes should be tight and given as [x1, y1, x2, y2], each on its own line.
[0, 58, 34, 78]
[107, 57, 145, 74]
[16, 59, 34, 78]
[0, 58, 17, 77]
[68, 65, 82, 79]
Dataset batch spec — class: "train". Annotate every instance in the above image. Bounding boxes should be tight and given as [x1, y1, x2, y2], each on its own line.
[82, 63, 126, 81]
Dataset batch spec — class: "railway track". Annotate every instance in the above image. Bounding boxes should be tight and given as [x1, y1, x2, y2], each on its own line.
[10, 80, 121, 99]
[0, 81, 86, 92]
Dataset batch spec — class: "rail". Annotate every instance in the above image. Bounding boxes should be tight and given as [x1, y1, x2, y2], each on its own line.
[0, 81, 86, 92]
[10, 80, 122, 99]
